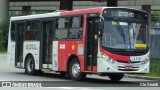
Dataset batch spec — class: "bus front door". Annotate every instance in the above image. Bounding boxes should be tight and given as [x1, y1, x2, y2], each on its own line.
[15, 23, 25, 67]
[85, 17, 99, 71]
[40, 21, 54, 69]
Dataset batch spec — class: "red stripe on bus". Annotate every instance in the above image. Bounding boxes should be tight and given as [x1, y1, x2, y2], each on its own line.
[100, 46, 130, 62]
[60, 7, 103, 16]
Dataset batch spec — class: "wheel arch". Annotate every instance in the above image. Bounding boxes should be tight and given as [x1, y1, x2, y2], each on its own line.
[24, 53, 34, 68]
[66, 54, 80, 72]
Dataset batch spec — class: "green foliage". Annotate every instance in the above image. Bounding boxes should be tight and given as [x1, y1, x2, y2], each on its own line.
[151, 11, 160, 22]
[0, 11, 22, 50]
[150, 21, 155, 27]
[151, 11, 160, 27]
[0, 17, 10, 50]
[137, 59, 160, 77]
[148, 59, 160, 77]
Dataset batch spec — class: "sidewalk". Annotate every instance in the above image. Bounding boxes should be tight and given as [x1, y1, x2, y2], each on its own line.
[0, 54, 7, 58]
[125, 74, 160, 80]
[0, 53, 7, 55]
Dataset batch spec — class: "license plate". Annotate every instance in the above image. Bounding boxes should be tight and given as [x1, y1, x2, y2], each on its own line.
[125, 66, 133, 70]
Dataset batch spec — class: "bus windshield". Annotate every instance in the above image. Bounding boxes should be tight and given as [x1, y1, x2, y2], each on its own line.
[101, 20, 148, 49]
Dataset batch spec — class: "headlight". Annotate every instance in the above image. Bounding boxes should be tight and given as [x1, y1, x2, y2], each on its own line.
[106, 58, 111, 62]
[102, 54, 108, 59]
[101, 52, 115, 64]
[141, 57, 149, 64]
[106, 58, 115, 64]
[101, 52, 108, 59]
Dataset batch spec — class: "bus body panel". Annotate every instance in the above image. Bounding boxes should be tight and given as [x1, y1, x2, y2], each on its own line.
[57, 11, 89, 72]
[8, 12, 60, 69]
[52, 41, 58, 71]
[7, 21, 16, 67]
[10, 42, 16, 67]
[100, 46, 130, 62]
[7, 40, 16, 67]
[97, 57, 149, 73]
[23, 41, 40, 69]
[57, 41, 85, 72]
[97, 43, 150, 73]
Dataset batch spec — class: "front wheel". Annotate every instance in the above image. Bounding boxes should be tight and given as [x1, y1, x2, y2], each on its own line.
[69, 58, 86, 81]
[108, 73, 124, 82]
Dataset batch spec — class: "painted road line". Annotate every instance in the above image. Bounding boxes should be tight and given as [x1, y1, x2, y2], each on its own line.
[46, 87, 100, 90]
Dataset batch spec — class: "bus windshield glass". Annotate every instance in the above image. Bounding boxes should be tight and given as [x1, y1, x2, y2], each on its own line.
[101, 8, 148, 49]
[101, 20, 148, 49]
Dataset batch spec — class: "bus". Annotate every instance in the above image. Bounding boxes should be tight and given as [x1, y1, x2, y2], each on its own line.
[7, 7, 150, 81]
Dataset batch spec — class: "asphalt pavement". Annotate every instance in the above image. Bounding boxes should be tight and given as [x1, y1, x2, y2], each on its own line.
[0, 54, 159, 90]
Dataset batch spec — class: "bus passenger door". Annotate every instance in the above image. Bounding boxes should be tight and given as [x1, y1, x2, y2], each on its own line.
[85, 17, 99, 71]
[40, 21, 54, 69]
[15, 23, 25, 67]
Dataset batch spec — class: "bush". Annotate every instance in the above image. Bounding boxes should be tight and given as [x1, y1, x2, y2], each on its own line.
[0, 17, 10, 50]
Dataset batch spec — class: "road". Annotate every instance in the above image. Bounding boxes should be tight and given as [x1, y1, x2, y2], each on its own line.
[0, 54, 159, 90]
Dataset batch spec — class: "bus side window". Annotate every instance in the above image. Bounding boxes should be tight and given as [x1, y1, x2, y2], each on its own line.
[55, 17, 68, 40]
[26, 31, 33, 40]
[11, 22, 15, 41]
[68, 16, 83, 39]
[25, 20, 40, 40]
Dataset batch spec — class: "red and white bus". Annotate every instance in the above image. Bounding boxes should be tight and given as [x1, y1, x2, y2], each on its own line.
[7, 7, 150, 81]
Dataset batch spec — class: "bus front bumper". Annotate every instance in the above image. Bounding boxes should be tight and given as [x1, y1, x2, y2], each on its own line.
[97, 58, 150, 73]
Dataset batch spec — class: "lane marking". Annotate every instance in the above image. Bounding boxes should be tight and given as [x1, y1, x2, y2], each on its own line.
[46, 87, 101, 90]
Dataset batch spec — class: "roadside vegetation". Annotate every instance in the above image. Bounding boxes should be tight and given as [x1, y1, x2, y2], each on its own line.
[0, 49, 7, 54]
[137, 58, 160, 77]
[151, 11, 160, 27]
[0, 17, 9, 54]
[149, 59, 160, 77]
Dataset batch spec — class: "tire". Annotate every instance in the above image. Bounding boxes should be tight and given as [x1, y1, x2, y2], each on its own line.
[69, 58, 86, 81]
[25, 55, 36, 75]
[108, 73, 124, 82]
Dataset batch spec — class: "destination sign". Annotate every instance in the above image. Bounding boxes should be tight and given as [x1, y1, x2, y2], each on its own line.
[102, 8, 148, 20]
[118, 11, 134, 17]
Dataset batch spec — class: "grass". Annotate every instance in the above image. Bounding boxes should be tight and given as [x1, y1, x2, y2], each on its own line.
[0, 49, 7, 54]
[136, 58, 160, 77]
[148, 59, 160, 77]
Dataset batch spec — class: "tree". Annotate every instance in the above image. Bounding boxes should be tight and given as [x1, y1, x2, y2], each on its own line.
[151, 11, 160, 27]
[0, 17, 9, 49]
[0, 11, 22, 50]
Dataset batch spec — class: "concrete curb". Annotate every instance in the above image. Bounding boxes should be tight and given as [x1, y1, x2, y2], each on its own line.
[125, 74, 160, 80]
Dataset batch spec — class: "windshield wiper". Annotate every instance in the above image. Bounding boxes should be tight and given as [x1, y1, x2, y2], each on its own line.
[115, 21, 127, 48]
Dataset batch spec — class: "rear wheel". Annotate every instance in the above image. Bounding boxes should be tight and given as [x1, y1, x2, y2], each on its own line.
[25, 55, 36, 75]
[108, 73, 124, 82]
[69, 58, 86, 80]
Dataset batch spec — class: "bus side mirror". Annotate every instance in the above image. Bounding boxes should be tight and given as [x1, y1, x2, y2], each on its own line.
[95, 17, 104, 37]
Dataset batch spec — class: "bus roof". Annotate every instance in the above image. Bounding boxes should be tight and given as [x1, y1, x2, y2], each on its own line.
[11, 7, 147, 21]
[11, 12, 61, 21]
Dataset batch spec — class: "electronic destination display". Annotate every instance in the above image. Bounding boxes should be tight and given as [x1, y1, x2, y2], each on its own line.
[102, 8, 148, 20]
